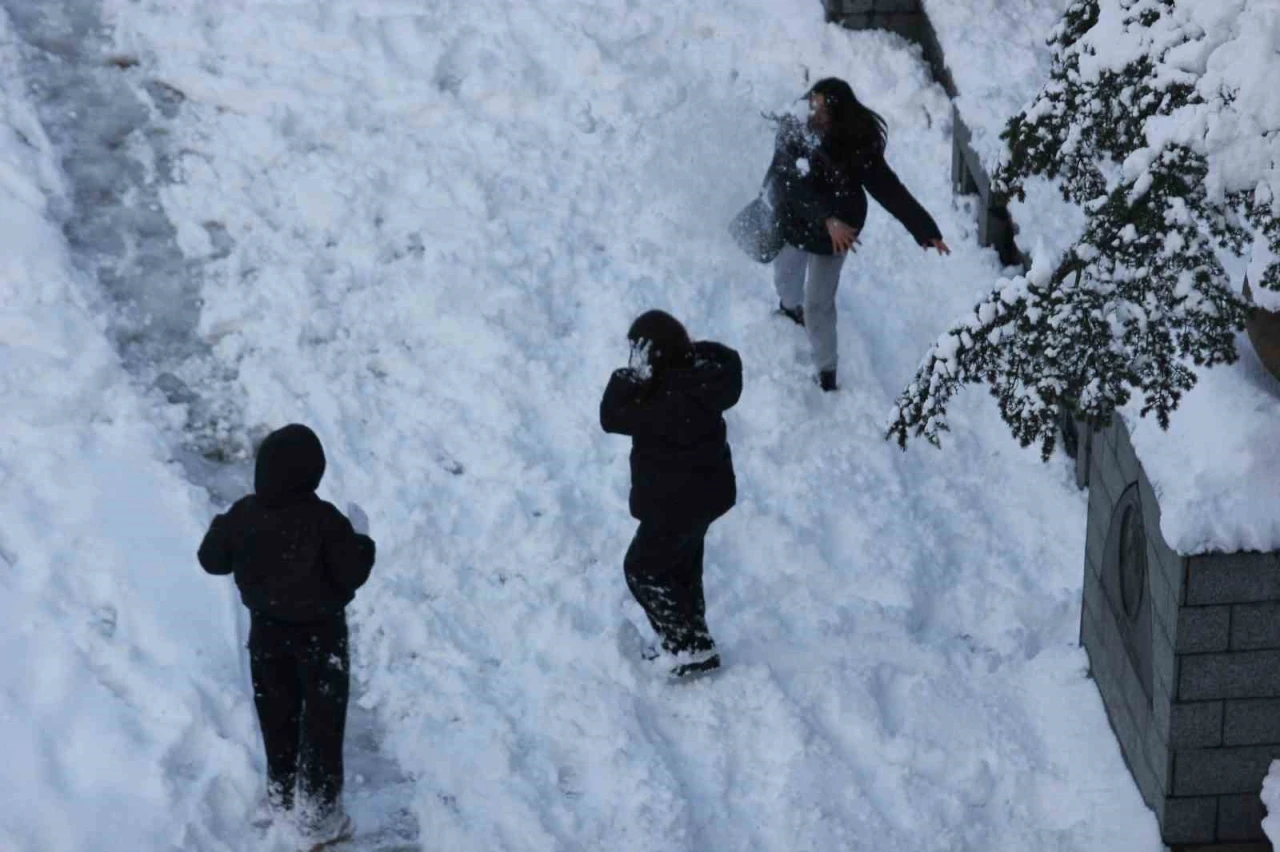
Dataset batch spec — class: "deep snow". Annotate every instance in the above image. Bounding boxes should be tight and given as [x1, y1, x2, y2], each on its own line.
[2, 0, 1168, 849]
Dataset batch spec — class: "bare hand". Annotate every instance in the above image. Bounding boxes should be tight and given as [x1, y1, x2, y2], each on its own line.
[825, 218, 860, 254]
[924, 238, 951, 255]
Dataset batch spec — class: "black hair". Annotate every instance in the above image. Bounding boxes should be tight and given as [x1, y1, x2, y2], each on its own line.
[627, 309, 694, 382]
[805, 77, 888, 168]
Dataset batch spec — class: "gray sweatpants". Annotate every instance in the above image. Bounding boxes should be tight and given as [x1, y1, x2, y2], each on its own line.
[773, 244, 847, 373]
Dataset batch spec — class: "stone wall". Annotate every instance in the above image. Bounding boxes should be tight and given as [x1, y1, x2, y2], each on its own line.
[1081, 417, 1178, 824]
[1083, 417, 1279, 850]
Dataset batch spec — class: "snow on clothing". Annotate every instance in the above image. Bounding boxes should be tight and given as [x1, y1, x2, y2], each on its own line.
[197, 423, 375, 824]
[765, 114, 942, 255]
[625, 521, 715, 657]
[600, 341, 741, 658]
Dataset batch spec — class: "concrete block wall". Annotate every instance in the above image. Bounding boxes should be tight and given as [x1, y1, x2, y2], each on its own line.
[1083, 417, 1280, 849]
[1173, 548, 1280, 848]
[1081, 418, 1176, 823]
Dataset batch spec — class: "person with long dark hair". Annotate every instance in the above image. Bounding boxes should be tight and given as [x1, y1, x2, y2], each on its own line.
[766, 77, 950, 391]
[599, 310, 742, 678]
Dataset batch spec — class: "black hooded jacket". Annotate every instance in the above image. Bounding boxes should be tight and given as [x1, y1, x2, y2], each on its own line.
[766, 115, 941, 255]
[600, 341, 741, 526]
[197, 424, 376, 624]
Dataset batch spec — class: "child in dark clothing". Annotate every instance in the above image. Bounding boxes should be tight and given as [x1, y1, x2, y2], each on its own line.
[198, 423, 375, 846]
[600, 311, 742, 678]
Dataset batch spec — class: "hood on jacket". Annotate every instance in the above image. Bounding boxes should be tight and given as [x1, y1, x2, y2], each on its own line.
[254, 423, 326, 507]
[660, 341, 743, 413]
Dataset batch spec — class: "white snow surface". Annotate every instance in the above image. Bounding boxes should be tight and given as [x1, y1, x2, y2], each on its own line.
[921, 0, 1073, 172]
[1120, 334, 1280, 555]
[0, 9, 261, 851]
[0, 0, 1169, 849]
[1264, 760, 1280, 845]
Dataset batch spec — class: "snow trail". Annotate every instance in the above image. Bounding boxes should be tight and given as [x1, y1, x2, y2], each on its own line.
[1, 0, 1168, 848]
[0, 2, 421, 849]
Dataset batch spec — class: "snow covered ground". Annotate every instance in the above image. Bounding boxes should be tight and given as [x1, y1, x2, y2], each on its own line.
[922, 0, 1072, 172]
[0, 8, 261, 850]
[1, 0, 1168, 849]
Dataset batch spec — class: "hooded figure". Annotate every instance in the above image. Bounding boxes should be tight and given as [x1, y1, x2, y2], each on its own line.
[198, 423, 374, 843]
[601, 311, 742, 678]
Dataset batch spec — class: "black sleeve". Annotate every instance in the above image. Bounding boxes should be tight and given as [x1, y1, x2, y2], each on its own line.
[600, 369, 648, 436]
[197, 512, 235, 576]
[322, 507, 376, 594]
[862, 153, 942, 245]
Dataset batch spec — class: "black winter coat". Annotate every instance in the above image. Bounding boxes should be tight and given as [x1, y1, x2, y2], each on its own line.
[198, 424, 376, 624]
[600, 341, 742, 527]
[766, 115, 942, 255]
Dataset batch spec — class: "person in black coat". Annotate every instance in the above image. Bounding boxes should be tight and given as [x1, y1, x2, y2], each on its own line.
[600, 310, 742, 678]
[765, 77, 950, 391]
[198, 423, 375, 843]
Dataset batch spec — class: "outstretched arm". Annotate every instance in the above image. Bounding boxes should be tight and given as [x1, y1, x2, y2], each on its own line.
[863, 154, 943, 247]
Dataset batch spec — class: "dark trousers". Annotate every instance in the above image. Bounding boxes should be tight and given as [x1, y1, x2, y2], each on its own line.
[624, 521, 716, 655]
[247, 612, 349, 817]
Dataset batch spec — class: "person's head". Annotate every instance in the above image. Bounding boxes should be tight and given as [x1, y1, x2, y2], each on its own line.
[804, 77, 887, 164]
[627, 309, 693, 379]
[254, 423, 326, 507]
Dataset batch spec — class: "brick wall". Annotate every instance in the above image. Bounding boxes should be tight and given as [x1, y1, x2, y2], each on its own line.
[1173, 549, 1280, 847]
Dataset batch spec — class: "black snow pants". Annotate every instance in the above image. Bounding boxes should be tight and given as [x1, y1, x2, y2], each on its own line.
[623, 521, 716, 655]
[248, 611, 349, 817]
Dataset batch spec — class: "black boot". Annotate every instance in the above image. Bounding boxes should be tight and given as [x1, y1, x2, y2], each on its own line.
[777, 301, 804, 327]
[817, 369, 838, 392]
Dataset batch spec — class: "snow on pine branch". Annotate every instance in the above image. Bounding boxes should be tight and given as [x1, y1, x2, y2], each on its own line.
[890, 141, 1245, 458]
[890, 0, 1275, 456]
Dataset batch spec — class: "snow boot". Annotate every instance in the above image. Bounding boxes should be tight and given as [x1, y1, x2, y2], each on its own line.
[777, 301, 805, 327]
[817, 369, 838, 392]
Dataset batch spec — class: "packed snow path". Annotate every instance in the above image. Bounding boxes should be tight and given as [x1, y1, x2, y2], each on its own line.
[6, 0, 1171, 848]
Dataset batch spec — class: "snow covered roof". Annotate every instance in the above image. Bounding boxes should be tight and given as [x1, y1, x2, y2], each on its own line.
[1121, 336, 1280, 556]
[921, 0, 1073, 173]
